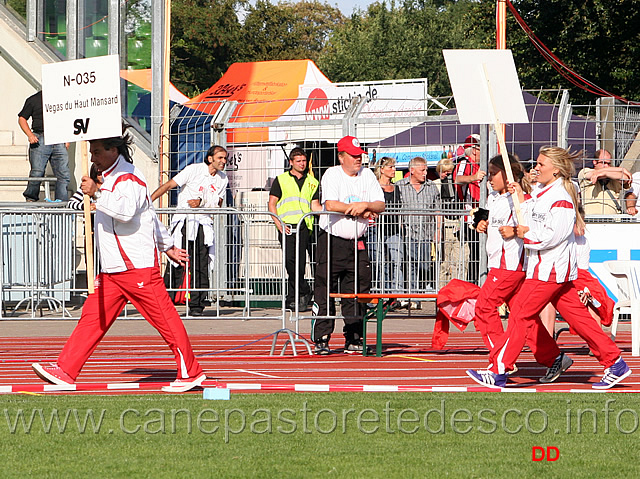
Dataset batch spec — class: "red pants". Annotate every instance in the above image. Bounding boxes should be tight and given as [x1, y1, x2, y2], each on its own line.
[58, 267, 203, 380]
[474, 269, 525, 349]
[489, 279, 621, 374]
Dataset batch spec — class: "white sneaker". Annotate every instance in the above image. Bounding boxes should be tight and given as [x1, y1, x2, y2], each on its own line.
[162, 373, 207, 393]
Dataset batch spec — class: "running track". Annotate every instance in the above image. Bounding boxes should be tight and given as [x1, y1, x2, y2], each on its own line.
[1, 330, 639, 394]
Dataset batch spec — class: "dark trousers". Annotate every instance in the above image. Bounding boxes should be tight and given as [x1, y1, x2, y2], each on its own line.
[279, 224, 312, 304]
[164, 223, 209, 311]
[467, 227, 480, 285]
[313, 230, 371, 342]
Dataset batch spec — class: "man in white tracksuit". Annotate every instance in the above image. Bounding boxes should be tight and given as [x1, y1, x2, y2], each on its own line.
[32, 132, 206, 393]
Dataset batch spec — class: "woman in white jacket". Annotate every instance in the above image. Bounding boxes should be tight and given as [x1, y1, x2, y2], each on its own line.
[467, 146, 630, 390]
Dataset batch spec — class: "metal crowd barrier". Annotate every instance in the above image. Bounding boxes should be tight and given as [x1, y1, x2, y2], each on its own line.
[0, 205, 75, 318]
[286, 209, 477, 327]
[0, 206, 480, 329]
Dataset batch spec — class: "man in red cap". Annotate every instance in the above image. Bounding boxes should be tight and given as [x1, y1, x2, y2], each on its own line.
[312, 136, 385, 354]
[453, 133, 486, 284]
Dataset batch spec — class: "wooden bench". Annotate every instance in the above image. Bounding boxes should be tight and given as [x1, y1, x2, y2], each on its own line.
[330, 293, 438, 357]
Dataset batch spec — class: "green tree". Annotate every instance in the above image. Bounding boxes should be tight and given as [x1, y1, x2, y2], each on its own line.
[171, 0, 244, 97]
[473, 0, 640, 103]
[317, 0, 484, 96]
[240, 0, 344, 63]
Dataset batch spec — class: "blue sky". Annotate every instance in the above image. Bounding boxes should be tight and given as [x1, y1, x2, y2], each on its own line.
[329, 0, 377, 15]
[241, 0, 379, 21]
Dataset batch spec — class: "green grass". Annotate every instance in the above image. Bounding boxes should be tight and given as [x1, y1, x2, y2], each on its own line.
[2, 392, 640, 478]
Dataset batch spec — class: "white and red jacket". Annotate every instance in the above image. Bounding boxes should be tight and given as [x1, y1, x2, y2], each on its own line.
[522, 179, 577, 283]
[95, 155, 173, 273]
[486, 191, 529, 271]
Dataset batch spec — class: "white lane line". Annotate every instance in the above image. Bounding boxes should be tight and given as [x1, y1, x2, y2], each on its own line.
[235, 369, 281, 378]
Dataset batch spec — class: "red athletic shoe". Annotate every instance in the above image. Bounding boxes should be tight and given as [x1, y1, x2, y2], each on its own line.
[162, 373, 207, 393]
[32, 363, 75, 385]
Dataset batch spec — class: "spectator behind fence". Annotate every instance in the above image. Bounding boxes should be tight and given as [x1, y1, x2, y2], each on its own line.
[312, 135, 385, 355]
[151, 145, 228, 316]
[371, 157, 404, 293]
[453, 134, 486, 284]
[31, 129, 206, 393]
[18, 91, 71, 202]
[268, 147, 320, 311]
[578, 149, 632, 215]
[396, 157, 441, 305]
[624, 171, 640, 216]
[523, 158, 538, 187]
[433, 157, 458, 288]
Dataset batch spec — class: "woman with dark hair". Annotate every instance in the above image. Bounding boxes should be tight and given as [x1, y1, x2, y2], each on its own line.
[473, 153, 531, 349]
[467, 147, 631, 390]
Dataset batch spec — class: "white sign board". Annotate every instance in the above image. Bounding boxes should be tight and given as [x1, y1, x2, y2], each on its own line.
[443, 49, 528, 125]
[297, 80, 428, 120]
[42, 55, 122, 145]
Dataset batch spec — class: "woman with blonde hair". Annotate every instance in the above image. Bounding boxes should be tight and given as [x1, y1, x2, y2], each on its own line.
[467, 146, 630, 390]
[370, 157, 404, 293]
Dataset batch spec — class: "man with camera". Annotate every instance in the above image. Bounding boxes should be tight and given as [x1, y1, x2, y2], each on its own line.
[578, 149, 631, 215]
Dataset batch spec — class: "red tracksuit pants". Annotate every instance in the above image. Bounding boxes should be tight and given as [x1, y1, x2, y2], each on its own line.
[57, 267, 203, 381]
[474, 268, 526, 349]
[489, 279, 621, 374]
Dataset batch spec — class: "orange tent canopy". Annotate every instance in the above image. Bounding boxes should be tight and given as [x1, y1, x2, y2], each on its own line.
[120, 69, 189, 104]
[185, 59, 331, 143]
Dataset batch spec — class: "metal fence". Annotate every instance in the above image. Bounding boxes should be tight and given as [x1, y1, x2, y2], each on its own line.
[0, 206, 476, 320]
[0, 206, 75, 317]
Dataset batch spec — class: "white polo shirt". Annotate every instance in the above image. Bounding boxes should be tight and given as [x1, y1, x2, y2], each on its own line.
[319, 165, 384, 240]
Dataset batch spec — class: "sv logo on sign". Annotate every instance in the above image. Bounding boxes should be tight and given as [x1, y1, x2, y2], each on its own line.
[73, 118, 90, 135]
[532, 446, 559, 462]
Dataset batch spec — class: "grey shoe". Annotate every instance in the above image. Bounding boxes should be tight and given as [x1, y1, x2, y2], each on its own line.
[344, 341, 363, 354]
[539, 353, 573, 383]
[344, 340, 372, 355]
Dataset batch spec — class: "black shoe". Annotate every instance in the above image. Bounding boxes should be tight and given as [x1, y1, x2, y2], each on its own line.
[189, 308, 204, 317]
[314, 335, 331, 355]
[298, 294, 312, 311]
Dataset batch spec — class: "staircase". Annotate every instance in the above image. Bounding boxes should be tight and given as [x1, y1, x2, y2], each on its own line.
[0, 130, 31, 202]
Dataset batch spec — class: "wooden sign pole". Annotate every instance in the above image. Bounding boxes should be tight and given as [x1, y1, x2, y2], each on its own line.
[81, 141, 95, 294]
[482, 64, 525, 225]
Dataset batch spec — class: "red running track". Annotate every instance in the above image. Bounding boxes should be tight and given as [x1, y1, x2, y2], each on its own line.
[1, 330, 639, 394]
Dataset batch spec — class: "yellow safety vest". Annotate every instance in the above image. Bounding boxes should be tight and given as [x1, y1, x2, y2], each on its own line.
[276, 172, 319, 231]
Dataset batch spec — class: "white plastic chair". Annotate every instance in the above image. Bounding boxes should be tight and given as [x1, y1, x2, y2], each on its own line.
[604, 260, 640, 356]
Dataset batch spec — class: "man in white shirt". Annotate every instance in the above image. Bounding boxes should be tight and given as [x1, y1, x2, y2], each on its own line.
[152, 145, 228, 316]
[313, 136, 385, 355]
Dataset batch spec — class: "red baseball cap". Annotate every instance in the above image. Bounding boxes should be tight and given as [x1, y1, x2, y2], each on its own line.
[337, 136, 366, 156]
[463, 134, 480, 149]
